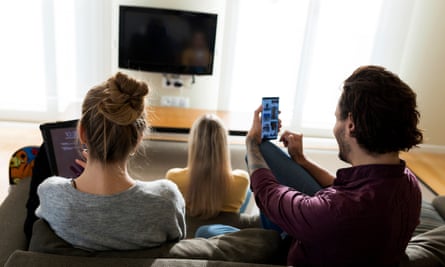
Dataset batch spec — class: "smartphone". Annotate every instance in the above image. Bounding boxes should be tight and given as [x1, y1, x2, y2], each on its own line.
[261, 97, 279, 140]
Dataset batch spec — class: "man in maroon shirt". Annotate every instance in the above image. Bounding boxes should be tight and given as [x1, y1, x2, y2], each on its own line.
[246, 65, 423, 266]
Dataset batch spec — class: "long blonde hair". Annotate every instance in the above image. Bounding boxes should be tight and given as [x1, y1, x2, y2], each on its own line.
[187, 114, 231, 219]
[80, 72, 149, 163]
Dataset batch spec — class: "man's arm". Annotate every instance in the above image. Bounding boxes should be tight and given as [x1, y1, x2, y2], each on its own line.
[245, 106, 271, 175]
[295, 156, 335, 187]
[245, 136, 269, 175]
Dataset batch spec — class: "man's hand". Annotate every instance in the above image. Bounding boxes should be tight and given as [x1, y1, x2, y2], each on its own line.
[280, 131, 306, 165]
[246, 105, 263, 144]
[280, 131, 336, 187]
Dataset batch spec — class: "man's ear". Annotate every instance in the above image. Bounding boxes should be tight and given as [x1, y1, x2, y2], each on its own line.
[347, 112, 355, 136]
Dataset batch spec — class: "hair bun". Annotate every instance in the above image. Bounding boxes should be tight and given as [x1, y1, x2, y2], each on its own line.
[99, 72, 149, 126]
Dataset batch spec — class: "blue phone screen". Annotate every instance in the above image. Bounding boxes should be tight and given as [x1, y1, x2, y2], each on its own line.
[261, 97, 279, 140]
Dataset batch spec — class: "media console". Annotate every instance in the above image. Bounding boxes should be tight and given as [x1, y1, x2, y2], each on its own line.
[146, 106, 250, 140]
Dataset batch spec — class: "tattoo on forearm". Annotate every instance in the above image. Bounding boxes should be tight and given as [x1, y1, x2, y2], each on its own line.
[246, 138, 269, 174]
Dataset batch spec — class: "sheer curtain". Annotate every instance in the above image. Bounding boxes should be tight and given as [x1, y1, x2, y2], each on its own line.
[221, 0, 415, 138]
[0, 0, 112, 122]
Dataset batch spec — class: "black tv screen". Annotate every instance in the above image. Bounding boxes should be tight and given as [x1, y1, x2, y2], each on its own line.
[119, 5, 217, 75]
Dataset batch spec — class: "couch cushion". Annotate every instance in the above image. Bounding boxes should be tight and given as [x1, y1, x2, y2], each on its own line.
[432, 196, 445, 221]
[413, 200, 445, 236]
[29, 219, 286, 265]
[400, 224, 445, 267]
[186, 212, 260, 238]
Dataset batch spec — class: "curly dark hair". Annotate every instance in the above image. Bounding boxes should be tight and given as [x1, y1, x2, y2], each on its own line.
[338, 65, 423, 154]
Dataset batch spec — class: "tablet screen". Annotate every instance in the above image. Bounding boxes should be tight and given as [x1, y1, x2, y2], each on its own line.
[40, 120, 84, 178]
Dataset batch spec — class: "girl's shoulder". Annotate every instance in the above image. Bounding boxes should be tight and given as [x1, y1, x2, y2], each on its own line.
[231, 169, 250, 187]
[231, 169, 249, 179]
[165, 167, 187, 178]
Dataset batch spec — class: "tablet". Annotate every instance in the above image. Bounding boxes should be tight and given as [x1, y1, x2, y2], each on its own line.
[39, 119, 84, 178]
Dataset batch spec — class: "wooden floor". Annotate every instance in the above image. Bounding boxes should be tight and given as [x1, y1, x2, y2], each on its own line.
[401, 151, 445, 195]
[0, 121, 444, 203]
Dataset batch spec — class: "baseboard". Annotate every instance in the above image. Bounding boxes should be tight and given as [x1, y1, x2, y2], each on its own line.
[417, 144, 445, 153]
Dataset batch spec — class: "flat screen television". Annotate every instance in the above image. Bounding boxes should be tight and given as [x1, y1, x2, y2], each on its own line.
[119, 5, 218, 75]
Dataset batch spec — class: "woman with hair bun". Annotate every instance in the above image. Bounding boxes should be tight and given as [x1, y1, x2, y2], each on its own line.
[35, 72, 186, 251]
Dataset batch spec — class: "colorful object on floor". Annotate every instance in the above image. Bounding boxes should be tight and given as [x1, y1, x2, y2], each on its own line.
[9, 146, 40, 185]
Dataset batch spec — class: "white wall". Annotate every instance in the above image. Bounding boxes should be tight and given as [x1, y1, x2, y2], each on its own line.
[111, 0, 226, 110]
[399, 0, 445, 147]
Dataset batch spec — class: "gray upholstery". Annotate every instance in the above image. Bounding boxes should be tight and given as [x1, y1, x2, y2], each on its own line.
[432, 196, 445, 221]
[5, 250, 281, 267]
[413, 200, 445, 236]
[401, 225, 445, 267]
[28, 219, 285, 264]
[0, 177, 30, 266]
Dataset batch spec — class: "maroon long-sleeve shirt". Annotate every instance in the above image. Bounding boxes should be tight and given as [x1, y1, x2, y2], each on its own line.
[251, 161, 421, 266]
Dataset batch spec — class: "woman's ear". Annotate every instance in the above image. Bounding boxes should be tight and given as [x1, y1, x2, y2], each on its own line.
[137, 135, 143, 145]
[135, 135, 144, 150]
[77, 123, 87, 145]
[130, 135, 144, 156]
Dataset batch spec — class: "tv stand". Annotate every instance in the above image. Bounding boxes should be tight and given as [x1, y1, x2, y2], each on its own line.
[147, 106, 250, 139]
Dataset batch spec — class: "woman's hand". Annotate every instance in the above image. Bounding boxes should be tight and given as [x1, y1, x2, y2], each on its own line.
[75, 149, 88, 169]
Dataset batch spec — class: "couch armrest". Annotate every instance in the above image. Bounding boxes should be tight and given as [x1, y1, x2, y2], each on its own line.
[5, 250, 157, 267]
[0, 177, 31, 266]
[432, 196, 445, 221]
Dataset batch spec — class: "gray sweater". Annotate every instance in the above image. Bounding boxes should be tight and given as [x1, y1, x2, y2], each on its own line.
[36, 177, 186, 251]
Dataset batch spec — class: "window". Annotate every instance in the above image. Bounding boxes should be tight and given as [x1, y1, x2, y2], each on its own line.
[222, 0, 388, 137]
[0, 1, 48, 119]
[0, 0, 111, 122]
[221, 0, 310, 130]
[299, 0, 384, 136]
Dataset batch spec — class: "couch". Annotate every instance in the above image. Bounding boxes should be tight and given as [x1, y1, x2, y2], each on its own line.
[1, 176, 290, 267]
[2, 140, 445, 266]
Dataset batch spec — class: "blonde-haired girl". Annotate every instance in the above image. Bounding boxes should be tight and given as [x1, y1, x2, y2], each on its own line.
[166, 114, 249, 220]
